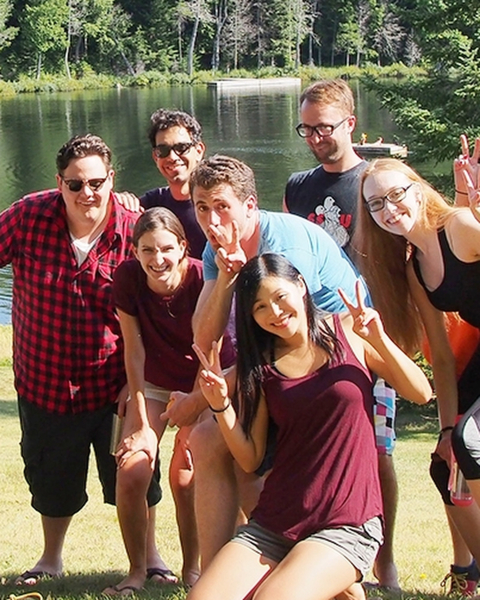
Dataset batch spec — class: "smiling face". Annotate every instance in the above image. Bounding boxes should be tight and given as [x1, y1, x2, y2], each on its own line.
[153, 125, 205, 190]
[134, 227, 187, 294]
[363, 170, 421, 237]
[251, 275, 307, 339]
[56, 155, 114, 229]
[299, 100, 355, 165]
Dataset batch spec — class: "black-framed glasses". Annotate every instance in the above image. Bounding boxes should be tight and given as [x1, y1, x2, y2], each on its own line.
[153, 142, 195, 159]
[365, 183, 415, 213]
[61, 176, 108, 193]
[295, 116, 350, 139]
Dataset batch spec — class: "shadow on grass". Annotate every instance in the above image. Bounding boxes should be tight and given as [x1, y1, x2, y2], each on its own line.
[0, 571, 187, 599]
[0, 398, 18, 417]
[366, 589, 447, 600]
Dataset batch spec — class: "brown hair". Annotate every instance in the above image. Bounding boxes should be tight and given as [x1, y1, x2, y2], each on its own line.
[147, 108, 202, 147]
[133, 207, 188, 257]
[56, 134, 112, 174]
[189, 155, 257, 203]
[353, 158, 459, 354]
[300, 79, 354, 116]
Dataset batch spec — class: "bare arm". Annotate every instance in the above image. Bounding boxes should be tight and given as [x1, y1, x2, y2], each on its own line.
[115, 309, 158, 467]
[339, 283, 431, 406]
[193, 343, 269, 472]
[406, 261, 457, 463]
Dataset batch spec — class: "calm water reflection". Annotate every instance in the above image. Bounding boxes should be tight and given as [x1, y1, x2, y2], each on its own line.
[0, 82, 435, 323]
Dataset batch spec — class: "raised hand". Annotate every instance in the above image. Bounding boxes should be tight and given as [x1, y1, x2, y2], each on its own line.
[210, 221, 247, 275]
[459, 168, 480, 224]
[193, 341, 230, 411]
[338, 280, 385, 343]
[454, 135, 480, 207]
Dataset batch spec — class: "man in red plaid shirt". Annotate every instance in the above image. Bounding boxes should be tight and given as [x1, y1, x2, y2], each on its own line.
[4, 134, 164, 586]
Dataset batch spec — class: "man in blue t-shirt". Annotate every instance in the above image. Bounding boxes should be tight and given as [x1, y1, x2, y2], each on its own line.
[141, 109, 207, 259]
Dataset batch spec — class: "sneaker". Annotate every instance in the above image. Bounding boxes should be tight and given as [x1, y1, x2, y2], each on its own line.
[441, 561, 480, 596]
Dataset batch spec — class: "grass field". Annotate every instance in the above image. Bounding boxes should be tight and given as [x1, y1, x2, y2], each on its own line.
[0, 325, 456, 600]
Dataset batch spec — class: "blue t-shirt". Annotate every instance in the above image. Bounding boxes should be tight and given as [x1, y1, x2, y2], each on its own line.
[202, 210, 368, 313]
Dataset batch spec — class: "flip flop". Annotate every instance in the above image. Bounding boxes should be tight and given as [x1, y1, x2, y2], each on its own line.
[15, 570, 60, 586]
[146, 567, 178, 584]
[103, 584, 142, 596]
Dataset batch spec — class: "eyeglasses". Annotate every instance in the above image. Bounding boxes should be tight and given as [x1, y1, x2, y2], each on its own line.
[295, 116, 350, 139]
[61, 176, 108, 193]
[365, 183, 414, 213]
[153, 142, 195, 159]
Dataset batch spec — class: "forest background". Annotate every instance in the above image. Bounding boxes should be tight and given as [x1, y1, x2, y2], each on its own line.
[0, 0, 479, 162]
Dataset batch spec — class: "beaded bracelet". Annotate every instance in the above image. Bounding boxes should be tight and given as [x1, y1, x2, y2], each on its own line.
[209, 400, 231, 413]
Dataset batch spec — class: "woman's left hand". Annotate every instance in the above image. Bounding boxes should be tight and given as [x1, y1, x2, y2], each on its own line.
[338, 280, 385, 343]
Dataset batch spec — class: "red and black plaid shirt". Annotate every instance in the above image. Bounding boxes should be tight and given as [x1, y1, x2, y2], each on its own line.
[0, 189, 137, 414]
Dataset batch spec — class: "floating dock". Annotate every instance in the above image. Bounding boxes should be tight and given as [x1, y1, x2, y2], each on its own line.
[208, 77, 301, 92]
[353, 142, 408, 159]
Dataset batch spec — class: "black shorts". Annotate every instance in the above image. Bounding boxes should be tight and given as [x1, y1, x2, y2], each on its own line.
[18, 396, 161, 518]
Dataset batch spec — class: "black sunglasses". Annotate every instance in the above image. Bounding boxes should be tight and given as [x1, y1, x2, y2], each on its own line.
[61, 176, 108, 193]
[153, 142, 195, 159]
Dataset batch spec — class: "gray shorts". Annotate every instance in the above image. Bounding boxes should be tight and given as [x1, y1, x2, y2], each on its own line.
[232, 517, 383, 579]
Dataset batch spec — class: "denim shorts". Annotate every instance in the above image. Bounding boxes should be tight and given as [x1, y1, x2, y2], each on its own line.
[233, 517, 384, 579]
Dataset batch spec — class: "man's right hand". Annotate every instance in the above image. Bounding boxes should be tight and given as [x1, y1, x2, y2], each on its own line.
[210, 221, 247, 274]
[161, 389, 208, 428]
[115, 191, 143, 213]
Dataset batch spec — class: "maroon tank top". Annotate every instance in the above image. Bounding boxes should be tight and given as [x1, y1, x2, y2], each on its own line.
[251, 314, 383, 541]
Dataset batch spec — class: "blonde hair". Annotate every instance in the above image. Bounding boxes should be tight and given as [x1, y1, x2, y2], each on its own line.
[353, 158, 458, 354]
[300, 79, 354, 116]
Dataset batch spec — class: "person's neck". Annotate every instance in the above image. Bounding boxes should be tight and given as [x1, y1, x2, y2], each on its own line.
[168, 181, 190, 201]
[321, 147, 363, 174]
[405, 223, 436, 255]
[241, 211, 261, 259]
[67, 205, 111, 243]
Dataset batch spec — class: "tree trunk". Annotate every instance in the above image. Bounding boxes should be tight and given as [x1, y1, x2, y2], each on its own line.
[36, 52, 42, 79]
[187, 16, 200, 77]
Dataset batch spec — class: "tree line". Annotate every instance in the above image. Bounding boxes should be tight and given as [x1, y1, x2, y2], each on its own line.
[0, 0, 441, 79]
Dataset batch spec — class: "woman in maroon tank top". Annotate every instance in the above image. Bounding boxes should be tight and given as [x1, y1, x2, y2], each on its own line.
[189, 254, 430, 600]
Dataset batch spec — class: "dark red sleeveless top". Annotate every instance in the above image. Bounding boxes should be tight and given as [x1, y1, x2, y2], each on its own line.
[251, 314, 383, 541]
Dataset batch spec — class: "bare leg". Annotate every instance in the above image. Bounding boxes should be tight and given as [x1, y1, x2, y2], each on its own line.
[253, 540, 359, 600]
[189, 418, 240, 569]
[336, 584, 366, 600]
[170, 425, 200, 586]
[446, 501, 480, 564]
[105, 399, 173, 594]
[446, 509, 473, 567]
[16, 515, 70, 584]
[373, 454, 399, 589]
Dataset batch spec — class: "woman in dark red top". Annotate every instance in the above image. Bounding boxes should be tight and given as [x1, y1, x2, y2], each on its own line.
[107, 207, 233, 594]
[190, 254, 430, 600]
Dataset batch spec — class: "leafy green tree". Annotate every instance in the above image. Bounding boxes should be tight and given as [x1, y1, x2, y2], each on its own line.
[0, 0, 18, 56]
[21, 0, 68, 77]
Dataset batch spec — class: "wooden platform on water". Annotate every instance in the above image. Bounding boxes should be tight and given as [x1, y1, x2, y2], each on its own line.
[208, 77, 301, 92]
[353, 142, 408, 159]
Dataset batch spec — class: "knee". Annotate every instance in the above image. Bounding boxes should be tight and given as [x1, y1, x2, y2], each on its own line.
[116, 452, 153, 496]
[189, 418, 230, 468]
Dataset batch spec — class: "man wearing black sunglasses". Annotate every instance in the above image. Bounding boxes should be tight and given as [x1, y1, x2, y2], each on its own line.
[141, 109, 206, 259]
[284, 79, 400, 592]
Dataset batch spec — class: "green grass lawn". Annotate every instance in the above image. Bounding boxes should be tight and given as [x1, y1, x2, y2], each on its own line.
[0, 325, 454, 600]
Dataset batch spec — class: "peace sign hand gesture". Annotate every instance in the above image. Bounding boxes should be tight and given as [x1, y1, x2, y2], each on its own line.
[193, 342, 231, 412]
[210, 221, 247, 276]
[454, 134, 480, 208]
[338, 280, 385, 344]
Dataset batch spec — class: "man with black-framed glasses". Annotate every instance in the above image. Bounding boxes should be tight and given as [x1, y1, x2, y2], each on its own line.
[141, 108, 207, 259]
[284, 79, 400, 592]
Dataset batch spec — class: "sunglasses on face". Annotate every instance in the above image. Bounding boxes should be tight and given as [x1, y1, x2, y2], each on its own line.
[153, 142, 195, 159]
[61, 176, 108, 193]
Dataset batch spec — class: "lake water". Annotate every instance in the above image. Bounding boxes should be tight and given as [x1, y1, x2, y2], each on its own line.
[0, 81, 446, 323]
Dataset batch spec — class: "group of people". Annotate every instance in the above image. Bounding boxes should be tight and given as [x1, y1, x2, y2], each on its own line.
[4, 78, 480, 600]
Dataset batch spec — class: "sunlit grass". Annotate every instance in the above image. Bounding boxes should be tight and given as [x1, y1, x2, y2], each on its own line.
[0, 323, 455, 599]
